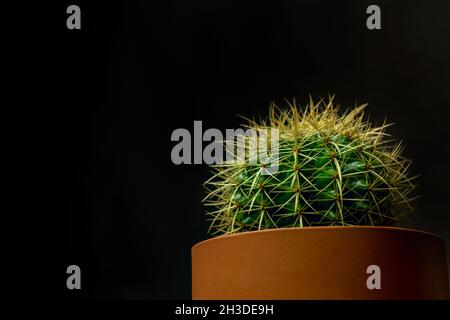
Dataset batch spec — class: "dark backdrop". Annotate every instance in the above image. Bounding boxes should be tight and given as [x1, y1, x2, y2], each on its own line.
[45, 0, 450, 299]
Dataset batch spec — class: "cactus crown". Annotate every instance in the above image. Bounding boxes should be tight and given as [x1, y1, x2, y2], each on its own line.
[203, 97, 417, 236]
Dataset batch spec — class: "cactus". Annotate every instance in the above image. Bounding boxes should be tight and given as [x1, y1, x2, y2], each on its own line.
[203, 97, 417, 236]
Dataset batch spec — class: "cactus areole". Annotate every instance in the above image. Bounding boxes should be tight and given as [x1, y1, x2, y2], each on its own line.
[203, 98, 416, 236]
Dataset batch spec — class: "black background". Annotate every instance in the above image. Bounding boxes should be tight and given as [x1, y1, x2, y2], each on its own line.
[39, 0, 450, 299]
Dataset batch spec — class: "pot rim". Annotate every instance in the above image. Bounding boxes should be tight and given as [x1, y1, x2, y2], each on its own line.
[192, 226, 443, 249]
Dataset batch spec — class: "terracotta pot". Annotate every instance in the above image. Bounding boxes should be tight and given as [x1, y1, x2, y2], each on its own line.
[191, 226, 449, 299]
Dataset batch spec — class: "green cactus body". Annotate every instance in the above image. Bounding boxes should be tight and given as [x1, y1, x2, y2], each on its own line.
[203, 98, 416, 236]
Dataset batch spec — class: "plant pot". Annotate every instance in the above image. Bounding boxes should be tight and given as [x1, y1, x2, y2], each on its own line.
[191, 226, 449, 299]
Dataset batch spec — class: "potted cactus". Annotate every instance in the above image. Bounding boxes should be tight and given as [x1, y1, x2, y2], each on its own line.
[192, 97, 449, 299]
